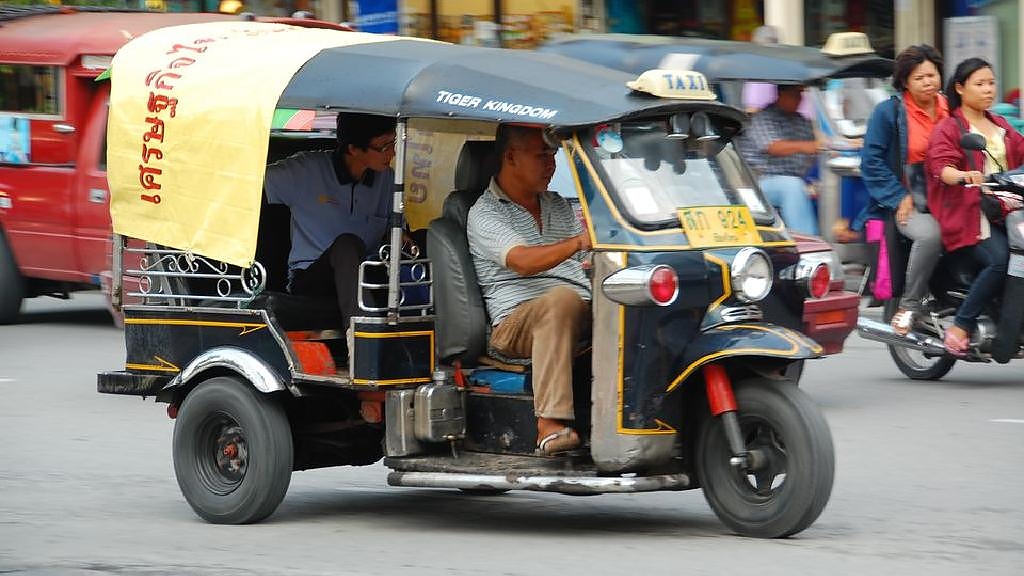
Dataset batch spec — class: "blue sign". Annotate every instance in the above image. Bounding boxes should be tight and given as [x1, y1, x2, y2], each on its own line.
[355, 0, 398, 34]
[0, 116, 30, 165]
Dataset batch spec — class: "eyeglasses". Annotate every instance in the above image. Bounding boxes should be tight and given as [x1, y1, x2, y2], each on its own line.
[368, 139, 396, 154]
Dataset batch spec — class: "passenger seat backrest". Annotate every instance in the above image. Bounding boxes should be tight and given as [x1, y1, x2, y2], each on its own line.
[428, 140, 497, 364]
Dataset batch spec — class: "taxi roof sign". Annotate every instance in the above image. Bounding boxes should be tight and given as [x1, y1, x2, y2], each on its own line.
[627, 69, 716, 101]
[821, 32, 874, 57]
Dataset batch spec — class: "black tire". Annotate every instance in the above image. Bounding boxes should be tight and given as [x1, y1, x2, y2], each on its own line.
[458, 488, 510, 496]
[0, 231, 24, 325]
[173, 376, 293, 524]
[883, 299, 957, 380]
[696, 379, 835, 538]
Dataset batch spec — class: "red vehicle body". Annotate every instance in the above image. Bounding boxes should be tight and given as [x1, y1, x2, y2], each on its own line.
[0, 7, 348, 323]
[791, 233, 860, 355]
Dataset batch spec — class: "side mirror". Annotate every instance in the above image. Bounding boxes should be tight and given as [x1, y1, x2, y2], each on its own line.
[690, 111, 720, 143]
[667, 113, 690, 140]
[960, 132, 987, 152]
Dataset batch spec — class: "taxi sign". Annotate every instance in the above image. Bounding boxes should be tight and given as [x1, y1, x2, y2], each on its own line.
[627, 69, 716, 101]
[678, 205, 761, 248]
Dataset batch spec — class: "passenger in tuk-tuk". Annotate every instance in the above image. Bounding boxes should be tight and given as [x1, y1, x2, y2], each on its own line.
[263, 113, 397, 329]
[737, 84, 822, 235]
[467, 125, 592, 455]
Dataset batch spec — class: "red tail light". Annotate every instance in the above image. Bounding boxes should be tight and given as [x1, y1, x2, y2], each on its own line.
[809, 262, 831, 299]
[648, 265, 679, 306]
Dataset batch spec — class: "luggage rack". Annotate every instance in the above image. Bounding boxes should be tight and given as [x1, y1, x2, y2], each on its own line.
[116, 239, 266, 308]
[357, 244, 433, 317]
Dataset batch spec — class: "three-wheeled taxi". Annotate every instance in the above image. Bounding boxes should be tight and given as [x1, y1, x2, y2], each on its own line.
[98, 22, 834, 538]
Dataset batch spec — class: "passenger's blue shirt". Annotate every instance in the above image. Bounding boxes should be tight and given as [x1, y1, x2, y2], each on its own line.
[854, 96, 908, 230]
[264, 150, 393, 277]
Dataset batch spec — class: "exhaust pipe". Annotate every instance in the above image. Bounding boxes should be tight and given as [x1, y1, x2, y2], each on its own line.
[857, 317, 949, 356]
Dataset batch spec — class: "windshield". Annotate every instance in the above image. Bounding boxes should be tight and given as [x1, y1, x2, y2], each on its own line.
[822, 77, 890, 138]
[581, 119, 774, 229]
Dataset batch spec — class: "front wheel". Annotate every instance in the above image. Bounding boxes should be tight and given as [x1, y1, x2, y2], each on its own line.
[696, 379, 834, 538]
[0, 231, 24, 325]
[173, 376, 293, 524]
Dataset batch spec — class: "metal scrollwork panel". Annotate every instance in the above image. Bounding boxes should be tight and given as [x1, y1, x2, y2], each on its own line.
[124, 244, 266, 306]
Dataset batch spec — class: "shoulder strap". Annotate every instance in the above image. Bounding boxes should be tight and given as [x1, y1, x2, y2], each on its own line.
[891, 96, 904, 183]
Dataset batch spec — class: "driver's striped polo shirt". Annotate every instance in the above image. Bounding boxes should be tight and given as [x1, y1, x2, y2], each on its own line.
[467, 179, 591, 325]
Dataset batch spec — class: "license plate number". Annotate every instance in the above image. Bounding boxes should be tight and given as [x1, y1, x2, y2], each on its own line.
[678, 206, 761, 248]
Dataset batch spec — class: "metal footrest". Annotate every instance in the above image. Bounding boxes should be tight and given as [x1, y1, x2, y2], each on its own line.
[386, 471, 690, 495]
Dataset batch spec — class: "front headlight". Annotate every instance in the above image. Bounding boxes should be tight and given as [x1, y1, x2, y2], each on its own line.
[731, 248, 773, 302]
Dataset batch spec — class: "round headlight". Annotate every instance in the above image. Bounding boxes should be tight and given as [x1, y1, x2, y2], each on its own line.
[731, 248, 773, 302]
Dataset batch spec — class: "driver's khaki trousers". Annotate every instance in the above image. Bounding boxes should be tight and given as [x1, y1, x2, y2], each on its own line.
[489, 286, 591, 421]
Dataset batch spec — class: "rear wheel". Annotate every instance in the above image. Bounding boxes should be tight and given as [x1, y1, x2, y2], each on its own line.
[883, 300, 956, 380]
[173, 376, 293, 524]
[0, 232, 24, 324]
[697, 379, 834, 538]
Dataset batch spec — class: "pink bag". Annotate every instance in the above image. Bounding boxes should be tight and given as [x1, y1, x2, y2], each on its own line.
[865, 219, 892, 300]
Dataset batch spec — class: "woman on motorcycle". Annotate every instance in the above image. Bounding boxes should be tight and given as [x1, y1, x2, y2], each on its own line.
[857, 45, 946, 336]
[927, 58, 1024, 356]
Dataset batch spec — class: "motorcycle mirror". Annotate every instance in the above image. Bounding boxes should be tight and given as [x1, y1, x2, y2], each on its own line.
[960, 132, 987, 152]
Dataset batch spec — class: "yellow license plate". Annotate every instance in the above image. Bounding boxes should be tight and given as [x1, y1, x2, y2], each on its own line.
[678, 206, 761, 248]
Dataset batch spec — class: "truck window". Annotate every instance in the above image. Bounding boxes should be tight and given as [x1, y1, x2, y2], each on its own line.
[0, 64, 61, 116]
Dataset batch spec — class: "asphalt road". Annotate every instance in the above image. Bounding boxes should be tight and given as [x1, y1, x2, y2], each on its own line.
[1, 294, 1022, 575]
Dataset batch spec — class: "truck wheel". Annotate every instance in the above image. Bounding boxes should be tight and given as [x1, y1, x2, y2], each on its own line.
[0, 232, 24, 324]
[883, 300, 956, 380]
[173, 376, 293, 524]
[697, 379, 834, 538]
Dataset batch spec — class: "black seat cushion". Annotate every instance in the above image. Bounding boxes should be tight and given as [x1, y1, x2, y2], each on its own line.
[249, 291, 341, 332]
[428, 140, 498, 364]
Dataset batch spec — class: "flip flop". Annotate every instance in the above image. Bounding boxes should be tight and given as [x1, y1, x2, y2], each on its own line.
[891, 309, 914, 336]
[537, 427, 580, 455]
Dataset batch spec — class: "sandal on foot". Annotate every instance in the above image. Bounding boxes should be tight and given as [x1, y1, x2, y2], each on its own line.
[943, 328, 969, 358]
[891, 309, 915, 336]
[537, 427, 580, 455]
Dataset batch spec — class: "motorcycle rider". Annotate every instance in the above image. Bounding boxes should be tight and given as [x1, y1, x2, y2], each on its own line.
[926, 58, 1024, 356]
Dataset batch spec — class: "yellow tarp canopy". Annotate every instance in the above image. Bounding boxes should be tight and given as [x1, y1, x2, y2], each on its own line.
[107, 22, 403, 267]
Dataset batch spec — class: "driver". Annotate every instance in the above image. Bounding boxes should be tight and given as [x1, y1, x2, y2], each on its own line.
[467, 124, 592, 455]
[263, 113, 397, 329]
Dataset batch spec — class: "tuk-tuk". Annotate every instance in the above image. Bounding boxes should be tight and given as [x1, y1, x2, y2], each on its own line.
[97, 22, 834, 538]
[538, 32, 894, 265]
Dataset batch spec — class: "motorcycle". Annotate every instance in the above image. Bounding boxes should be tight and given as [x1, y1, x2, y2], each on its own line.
[858, 133, 1024, 378]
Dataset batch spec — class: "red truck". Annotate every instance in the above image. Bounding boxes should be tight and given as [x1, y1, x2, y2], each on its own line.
[0, 7, 348, 323]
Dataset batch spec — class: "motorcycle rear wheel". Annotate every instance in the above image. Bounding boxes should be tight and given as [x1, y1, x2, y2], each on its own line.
[883, 300, 956, 380]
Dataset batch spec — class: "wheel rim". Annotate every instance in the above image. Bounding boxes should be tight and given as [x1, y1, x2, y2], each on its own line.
[891, 345, 948, 373]
[195, 412, 248, 495]
[729, 418, 788, 502]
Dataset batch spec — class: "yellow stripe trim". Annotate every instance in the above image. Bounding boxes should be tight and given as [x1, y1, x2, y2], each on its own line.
[125, 363, 180, 373]
[704, 253, 731, 311]
[353, 330, 434, 339]
[665, 325, 808, 393]
[614, 299, 676, 435]
[352, 377, 433, 386]
[124, 318, 267, 335]
[126, 355, 180, 373]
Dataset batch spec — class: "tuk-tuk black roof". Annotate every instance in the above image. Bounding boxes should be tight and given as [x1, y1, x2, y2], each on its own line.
[537, 34, 894, 85]
[277, 39, 746, 127]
